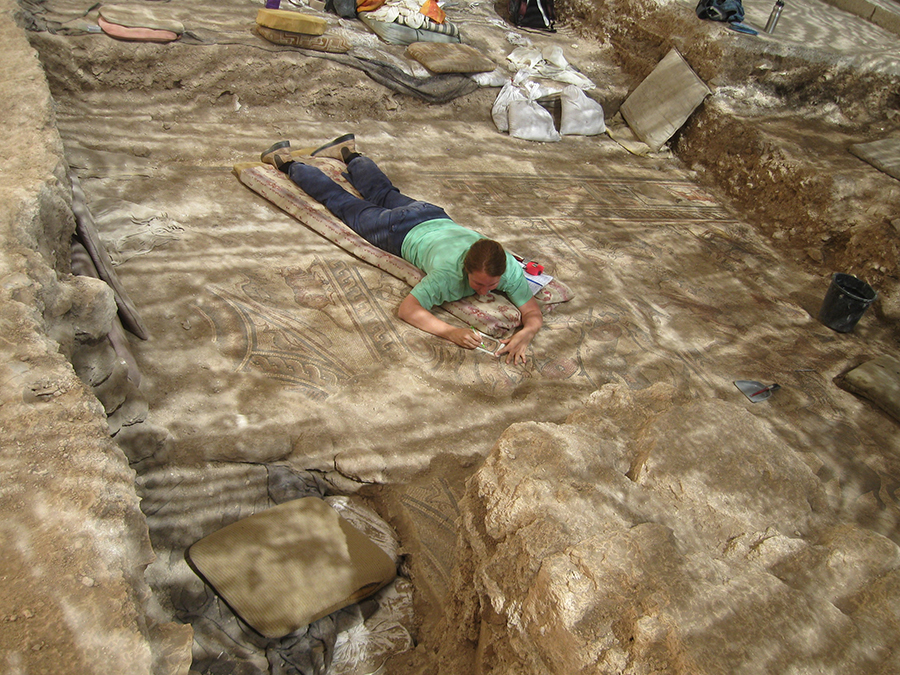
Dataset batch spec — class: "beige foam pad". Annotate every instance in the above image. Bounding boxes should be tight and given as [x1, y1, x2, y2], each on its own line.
[98, 4, 184, 34]
[256, 8, 327, 36]
[840, 355, 900, 423]
[619, 48, 711, 153]
[188, 498, 397, 639]
[849, 137, 900, 181]
[405, 42, 496, 73]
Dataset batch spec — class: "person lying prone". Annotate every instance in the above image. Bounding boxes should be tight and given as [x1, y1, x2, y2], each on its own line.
[261, 135, 542, 365]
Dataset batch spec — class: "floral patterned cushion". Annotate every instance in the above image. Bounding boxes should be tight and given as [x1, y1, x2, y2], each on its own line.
[234, 160, 573, 337]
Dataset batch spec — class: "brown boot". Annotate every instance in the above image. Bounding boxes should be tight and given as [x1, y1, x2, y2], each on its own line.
[310, 133, 355, 161]
[260, 141, 294, 172]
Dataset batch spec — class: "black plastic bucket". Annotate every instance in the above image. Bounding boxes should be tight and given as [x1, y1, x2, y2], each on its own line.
[817, 273, 877, 333]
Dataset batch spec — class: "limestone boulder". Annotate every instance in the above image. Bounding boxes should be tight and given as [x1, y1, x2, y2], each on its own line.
[441, 385, 900, 674]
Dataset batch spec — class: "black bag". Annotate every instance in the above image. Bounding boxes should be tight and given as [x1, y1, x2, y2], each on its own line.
[509, 0, 556, 32]
[326, 0, 357, 18]
[695, 0, 745, 22]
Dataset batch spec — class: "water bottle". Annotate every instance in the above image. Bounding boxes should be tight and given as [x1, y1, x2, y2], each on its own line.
[765, 0, 784, 33]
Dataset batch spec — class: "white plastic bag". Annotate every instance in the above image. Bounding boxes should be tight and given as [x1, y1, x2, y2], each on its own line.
[559, 85, 606, 136]
[508, 99, 561, 142]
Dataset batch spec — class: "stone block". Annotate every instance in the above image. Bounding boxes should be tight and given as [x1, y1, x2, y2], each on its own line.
[440, 386, 900, 674]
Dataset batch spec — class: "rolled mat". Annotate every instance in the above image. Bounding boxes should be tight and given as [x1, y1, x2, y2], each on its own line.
[69, 172, 150, 340]
[255, 25, 351, 53]
[358, 12, 459, 46]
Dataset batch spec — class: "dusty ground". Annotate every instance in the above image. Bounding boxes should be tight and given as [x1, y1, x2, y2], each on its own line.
[11, 0, 900, 671]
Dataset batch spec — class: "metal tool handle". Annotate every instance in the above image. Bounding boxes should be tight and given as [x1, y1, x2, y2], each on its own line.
[765, 0, 784, 33]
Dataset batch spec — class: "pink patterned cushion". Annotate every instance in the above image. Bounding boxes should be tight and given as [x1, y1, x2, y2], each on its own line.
[235, 160, 572, 337]
[98, 16, 179, 43]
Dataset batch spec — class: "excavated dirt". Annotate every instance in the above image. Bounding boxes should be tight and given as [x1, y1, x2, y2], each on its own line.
[10, 0, 900, 671]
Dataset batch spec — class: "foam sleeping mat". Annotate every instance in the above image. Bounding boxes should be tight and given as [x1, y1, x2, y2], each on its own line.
[234, 159, 573, 338]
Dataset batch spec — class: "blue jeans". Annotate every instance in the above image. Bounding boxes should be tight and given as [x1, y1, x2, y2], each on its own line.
[287, 157, 449, 257]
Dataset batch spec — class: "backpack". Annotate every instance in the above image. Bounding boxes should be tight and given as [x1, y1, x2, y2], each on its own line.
[695, 0, 744, 22]
[509, 0, 556, 32]
[326, 0, 357, 18]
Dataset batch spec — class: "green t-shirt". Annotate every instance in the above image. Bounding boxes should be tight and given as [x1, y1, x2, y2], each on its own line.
[400, 218, 532, 311]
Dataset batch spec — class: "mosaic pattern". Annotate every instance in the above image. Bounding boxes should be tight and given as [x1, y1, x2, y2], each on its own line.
[397, 477, 463, 599]
[201, 171, 778, 399]
[438, 172, 729, 219]
[198, 258, 405, 399]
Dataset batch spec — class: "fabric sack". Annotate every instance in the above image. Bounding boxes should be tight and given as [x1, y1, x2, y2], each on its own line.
[559, 85, 606, 136]
[695, 0, 745, 22]
[492, 81, 527, 132]
[508, 99, 561, 142]
[508, 0, 556, 31]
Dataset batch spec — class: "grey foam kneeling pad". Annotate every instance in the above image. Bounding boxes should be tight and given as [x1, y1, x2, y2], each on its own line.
[840, 355, 900, 423]
[619, 48, 710, 153]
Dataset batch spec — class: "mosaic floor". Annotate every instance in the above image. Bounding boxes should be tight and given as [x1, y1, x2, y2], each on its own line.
[64, 123, 900, 673]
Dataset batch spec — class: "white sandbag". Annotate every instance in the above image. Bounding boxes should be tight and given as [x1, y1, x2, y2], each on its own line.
[560, 85, 606, 136]
[508, 99, 561, 142]
[506, 46, 544, 70]
[472, 68, 510, 88]
[492, 81, 527, 132]
[506, 45, 596, 90]
[542, 45, 568, 69]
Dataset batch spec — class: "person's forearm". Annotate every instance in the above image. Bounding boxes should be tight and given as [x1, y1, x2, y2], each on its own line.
[398, 294, 480, 348]
[520, 306, 542, 336]
[399, 294, 453, 338]
[518, 297, 543, 337]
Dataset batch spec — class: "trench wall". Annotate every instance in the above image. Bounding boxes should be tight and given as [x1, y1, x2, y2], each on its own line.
[561, 0, 900, 307]
[0, 3, 191, 673]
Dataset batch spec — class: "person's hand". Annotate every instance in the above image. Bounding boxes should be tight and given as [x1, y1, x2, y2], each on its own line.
[496, 298, 542, 365]
[496, 330, 534, 365]
[449, 327, 481, 349]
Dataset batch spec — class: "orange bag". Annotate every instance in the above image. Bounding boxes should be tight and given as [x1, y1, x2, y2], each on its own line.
[419, 0, 446, 23]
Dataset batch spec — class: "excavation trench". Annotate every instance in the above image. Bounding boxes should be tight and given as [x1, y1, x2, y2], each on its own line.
[11, 0, 900, 672]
